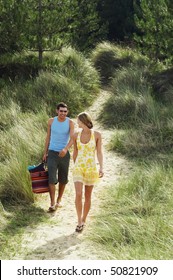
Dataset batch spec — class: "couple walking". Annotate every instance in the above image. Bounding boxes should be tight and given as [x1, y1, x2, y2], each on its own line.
[43, 102, 104, 233]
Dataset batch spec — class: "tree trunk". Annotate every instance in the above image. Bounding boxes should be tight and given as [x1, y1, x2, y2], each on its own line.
[38, 0, 43, 64]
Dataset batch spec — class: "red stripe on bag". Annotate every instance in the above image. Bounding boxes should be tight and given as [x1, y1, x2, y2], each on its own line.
[30, 170, 49, 194]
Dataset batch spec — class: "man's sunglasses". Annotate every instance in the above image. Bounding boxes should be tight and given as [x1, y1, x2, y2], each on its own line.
[59, 110, 68, 113]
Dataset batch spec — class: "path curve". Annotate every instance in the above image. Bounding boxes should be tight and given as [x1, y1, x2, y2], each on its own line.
[14, 90, 128, 260]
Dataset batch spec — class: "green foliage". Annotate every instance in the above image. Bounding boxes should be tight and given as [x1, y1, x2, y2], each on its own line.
[0, 0, 27, 53]
[0, 0, 108, 60]
[151, 67, 173, 103]
[0, 110, 48, 202]
[67, 0, 108, 51]
[97, 0, 135, 41]
[0, 46, 100, 204]
[91, 41, 149, 84]
[98, 63, 155, 128]
[110, 119, 173, 158]
[89, 163, 173, 259]
[134, 0, 173, 63]
[11, 47, 100, 115]
[0, 52, 41, 80]
[58, 47, 100, 93]
[96, 42, 173, 158]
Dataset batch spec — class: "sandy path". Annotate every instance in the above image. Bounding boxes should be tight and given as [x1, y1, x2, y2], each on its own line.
[13, 90, 128, 260]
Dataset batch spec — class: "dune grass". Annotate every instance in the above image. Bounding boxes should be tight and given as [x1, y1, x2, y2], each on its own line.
[0, 46, 100, 201]
[88, 42, 173, 259]
[89, 163, 173, 259]
[0, 109, 48, 203]
[91, 41, 150, 84]
[0, 45, 101, 255]
[1, 42, 173, 260]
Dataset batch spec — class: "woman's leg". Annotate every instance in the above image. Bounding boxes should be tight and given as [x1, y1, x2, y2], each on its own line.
[82, 185, 94, 224]
[74, 182, 83, 226]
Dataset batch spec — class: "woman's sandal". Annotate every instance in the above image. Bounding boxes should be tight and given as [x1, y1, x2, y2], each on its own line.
[75, 224, 84, 233]
[55, 202, 62, 208]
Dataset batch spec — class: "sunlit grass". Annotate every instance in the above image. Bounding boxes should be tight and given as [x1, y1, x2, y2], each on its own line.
[89, 164, 173, 259]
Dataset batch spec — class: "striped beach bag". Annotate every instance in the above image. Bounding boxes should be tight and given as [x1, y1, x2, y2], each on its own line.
[28, 162, 49, 194]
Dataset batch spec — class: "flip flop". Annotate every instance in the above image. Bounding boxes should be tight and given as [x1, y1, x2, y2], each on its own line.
[55, 202, 62, 208]
[75, 224, 84, 233]
[48, 205, 56, 212]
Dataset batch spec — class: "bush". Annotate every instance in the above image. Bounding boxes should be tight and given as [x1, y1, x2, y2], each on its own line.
[151, 67, 173, 103]
[91, 41, 149, 84]
[3, 47, 100, 116]
[98, 65, 158, 129]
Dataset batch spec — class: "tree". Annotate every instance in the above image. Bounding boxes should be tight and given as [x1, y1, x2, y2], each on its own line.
[0, 0, 28, 53]
[97, 0, 135, 42]
[0, 0, 108, 62]
[134, 0, 173, 62]
[67, 0, 108, 51]
[23, 0, 72, 63]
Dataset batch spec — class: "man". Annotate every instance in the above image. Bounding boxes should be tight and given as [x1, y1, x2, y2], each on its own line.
[43, 102, 74, 211]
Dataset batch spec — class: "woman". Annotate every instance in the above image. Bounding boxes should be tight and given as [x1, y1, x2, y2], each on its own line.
[73, 112, 104, 232]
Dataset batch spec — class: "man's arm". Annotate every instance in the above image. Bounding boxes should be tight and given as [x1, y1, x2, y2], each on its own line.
[42, 118, 53, 161]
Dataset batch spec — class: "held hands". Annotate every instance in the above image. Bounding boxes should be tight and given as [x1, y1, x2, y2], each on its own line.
[59, 148, 68, 157]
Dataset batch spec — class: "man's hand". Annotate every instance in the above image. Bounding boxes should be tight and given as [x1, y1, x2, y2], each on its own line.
[42, 153, 48, 162]
[59, 148, 67, 157]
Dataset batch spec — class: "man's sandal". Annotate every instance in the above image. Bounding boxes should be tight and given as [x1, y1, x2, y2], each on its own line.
[48, 205, 56, 212]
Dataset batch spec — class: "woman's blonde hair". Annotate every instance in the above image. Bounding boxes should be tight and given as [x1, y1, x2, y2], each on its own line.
[78, 112, 93, 129]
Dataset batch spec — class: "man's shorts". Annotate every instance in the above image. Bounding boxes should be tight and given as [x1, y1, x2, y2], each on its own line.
[47, 150, 70, 185]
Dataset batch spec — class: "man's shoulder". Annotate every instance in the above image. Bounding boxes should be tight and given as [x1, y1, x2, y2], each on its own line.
[69, 118, 75, 125]
[48, 117, 54, 125]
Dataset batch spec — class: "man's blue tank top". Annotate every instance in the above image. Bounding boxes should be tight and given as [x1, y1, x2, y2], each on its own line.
[49, 117, 70, 152]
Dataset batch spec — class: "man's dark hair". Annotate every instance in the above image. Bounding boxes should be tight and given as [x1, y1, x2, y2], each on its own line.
[57, 102, 68, 110]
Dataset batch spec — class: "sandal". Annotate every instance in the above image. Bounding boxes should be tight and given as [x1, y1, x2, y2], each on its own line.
[75, 224, 84, 233]
[48, 205, 56, 212]
[55, 202, 62, 208]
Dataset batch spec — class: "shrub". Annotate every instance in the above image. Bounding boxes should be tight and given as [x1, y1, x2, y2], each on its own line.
[151, 67, 173, 103]
[91, 41, 149, 84]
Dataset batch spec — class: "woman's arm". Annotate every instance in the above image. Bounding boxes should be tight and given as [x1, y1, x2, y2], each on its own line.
[73, 133, 78, 163]
[95, 131, 104, 177]
[59, 119, 75, 157]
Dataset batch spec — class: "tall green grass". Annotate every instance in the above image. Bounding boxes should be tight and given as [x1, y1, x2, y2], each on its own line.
[91, 41, 149, 84]
[88, 42, 173, 259]
[5, 47, 100, 115]
[89, 163, 173, 259]
[0, 46, 101, 205]
[0, 108, 48, 203]
[98, 56, 173, 157]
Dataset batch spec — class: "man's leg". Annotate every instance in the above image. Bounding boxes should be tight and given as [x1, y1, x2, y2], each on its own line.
[56, 183, 66, 205]
[56, 151, 70, 206]
[49, 183, 56, 207]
